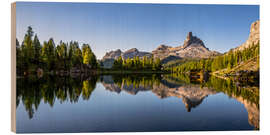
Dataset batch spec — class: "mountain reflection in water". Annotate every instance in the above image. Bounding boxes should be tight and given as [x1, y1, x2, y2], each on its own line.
[16, 73, 259, 130]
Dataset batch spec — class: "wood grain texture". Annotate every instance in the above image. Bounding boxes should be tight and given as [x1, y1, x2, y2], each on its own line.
[11, 2, 16, 133]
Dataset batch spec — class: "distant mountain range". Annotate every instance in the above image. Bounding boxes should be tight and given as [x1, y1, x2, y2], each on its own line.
[101, 20, 259, 69]
[103, 48, 152, 60]
[101, 32, 220, 68]
[101, 48, 152, 68]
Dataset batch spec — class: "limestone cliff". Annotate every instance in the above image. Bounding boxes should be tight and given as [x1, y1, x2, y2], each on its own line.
[234, 20, 260, 51]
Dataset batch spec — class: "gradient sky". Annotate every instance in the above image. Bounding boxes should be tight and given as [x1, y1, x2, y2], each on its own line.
[16, 2, 259, 59]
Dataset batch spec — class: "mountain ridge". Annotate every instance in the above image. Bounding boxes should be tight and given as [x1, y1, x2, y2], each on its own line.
[101, 31, 221, 68]
[152, 32, 220, 60]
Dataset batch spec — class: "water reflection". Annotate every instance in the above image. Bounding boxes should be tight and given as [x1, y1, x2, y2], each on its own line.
[16, 75, 98, 118]
[16, 73, 259, 129]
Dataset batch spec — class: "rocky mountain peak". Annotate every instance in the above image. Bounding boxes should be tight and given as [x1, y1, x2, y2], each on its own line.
[156, 44, 172, 50]
[125, 48, 139, 53]
[122, 48, 152, 59]
[183, 31, 206, 49]
[103, 49, 122, 60]
[152, 31, 219, 61]
[235, 20, 260, 51]
[186, 32, 193, 40]
[101, 48, 152, 68]
[115, 49, 121, 52]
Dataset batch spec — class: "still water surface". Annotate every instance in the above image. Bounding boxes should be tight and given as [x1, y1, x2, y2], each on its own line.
[16, 74, 259, 133]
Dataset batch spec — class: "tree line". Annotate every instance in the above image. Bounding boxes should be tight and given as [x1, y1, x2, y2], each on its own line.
[112, 55, 162, 71]
[169, 42, 259, 73]
[16, 26, 98, 75]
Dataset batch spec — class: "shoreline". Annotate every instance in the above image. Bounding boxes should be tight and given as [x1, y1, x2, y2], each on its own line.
[17, 69, 170, 78]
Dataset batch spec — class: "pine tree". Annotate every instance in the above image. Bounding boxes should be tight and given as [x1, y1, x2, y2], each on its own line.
[32, 34, 41, 64]
[82, 44, 98, 69]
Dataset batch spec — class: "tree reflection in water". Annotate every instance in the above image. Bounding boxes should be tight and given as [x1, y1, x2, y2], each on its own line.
[16, 73, 259, 129]
[16, 75, 98, 119]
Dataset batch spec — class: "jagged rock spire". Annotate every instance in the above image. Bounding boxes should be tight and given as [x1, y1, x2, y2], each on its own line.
[187, 32, 193, 41]
[183, 31, 206, 49]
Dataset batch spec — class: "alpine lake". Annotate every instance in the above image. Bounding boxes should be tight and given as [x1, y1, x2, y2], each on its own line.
[16, 73, 259, 133]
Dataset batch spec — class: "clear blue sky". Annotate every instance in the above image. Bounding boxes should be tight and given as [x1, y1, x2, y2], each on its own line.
[16, 2, 259, 59]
